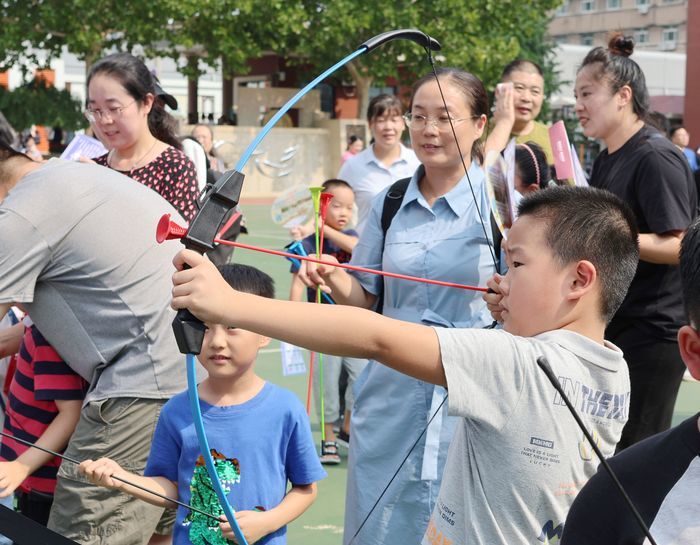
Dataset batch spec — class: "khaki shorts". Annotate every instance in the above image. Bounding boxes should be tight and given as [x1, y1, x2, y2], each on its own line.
[47, 397, 174, 545]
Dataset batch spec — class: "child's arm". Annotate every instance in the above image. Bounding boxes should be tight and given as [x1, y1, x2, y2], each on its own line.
[289, 273, 305, 303]
[172, 250, 445, 386]
[79, 457, 179, 509]
[0, 320, 22, 358]
[220, 483, 317, 543]
[0, 398, 81, 498]
[322, 224, 358, 253]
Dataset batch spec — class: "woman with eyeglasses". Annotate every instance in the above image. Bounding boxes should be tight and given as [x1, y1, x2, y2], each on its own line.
[85, 53, 199, 222]
[298, 68, 496, 544]
[337, 94, 420, 234]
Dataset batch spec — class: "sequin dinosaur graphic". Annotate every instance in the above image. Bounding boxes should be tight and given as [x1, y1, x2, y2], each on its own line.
[183, 449, 241, 545]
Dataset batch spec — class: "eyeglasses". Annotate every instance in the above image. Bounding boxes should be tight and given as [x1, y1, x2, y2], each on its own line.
[84, 100, 136, 123]
[403, 112, 480, 132]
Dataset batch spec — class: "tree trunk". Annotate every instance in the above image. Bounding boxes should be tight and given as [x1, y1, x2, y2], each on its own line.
[347, 61, 373, 119]
[221, 57, 233, 124]
[83, 49, 101, 95]
[187, 55, 199, 125]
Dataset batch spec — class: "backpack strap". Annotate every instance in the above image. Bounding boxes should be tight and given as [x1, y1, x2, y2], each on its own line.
[376, 177, 411, 314]
[381, 177, 411, 236]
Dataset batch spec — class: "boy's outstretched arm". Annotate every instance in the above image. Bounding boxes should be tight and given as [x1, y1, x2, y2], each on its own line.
[220, 483, 317, 543]
[172, 250, 446, 387]
[80, 458, 179, 510]
[0, 398, 82, 498]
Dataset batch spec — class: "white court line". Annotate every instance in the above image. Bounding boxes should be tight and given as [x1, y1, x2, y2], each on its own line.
[302, 524, 344, 535]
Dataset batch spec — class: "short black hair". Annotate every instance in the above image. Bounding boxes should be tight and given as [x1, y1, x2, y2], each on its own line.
[501, 59, 544, 80]
[680, 217, 700, 327]
[517, 186, 639, 322]
[322, 178, 352, 192]
[669, 126, 686, 139]
[366, 94, 403, 122]
[218, 264, 275, 299]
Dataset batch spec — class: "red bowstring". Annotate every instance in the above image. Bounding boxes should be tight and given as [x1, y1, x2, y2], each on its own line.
[212, 238, 488, 293]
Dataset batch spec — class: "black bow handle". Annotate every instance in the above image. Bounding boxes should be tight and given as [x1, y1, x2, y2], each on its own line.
[361, 29, 441, 52]
[172, 170, 245, 354]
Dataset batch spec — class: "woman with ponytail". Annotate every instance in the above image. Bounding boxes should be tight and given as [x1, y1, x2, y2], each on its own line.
[575, 34, 697, 451]
[86, 53, 199, 221]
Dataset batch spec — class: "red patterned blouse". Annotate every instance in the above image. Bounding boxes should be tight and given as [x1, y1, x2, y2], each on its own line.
[95, 146, 200, 222]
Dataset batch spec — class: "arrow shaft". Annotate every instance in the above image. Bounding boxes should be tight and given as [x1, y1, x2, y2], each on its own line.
[213, 238, 488, 293]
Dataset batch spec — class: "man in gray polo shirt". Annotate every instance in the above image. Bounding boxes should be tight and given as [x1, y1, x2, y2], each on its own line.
[0, 142, 187, 544]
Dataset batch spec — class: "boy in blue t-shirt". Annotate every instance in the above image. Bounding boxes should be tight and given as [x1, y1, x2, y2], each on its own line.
[80, 264, 326, 545]
[289, 179, 366, 464]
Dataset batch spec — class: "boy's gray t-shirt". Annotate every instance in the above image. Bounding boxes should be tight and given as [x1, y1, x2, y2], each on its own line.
[0, 159, 187, 403]
[424, 328, 630, 545]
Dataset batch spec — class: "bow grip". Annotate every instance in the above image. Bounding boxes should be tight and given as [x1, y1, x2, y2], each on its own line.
[173, 306, 207, 355]
[173, 170, 245, 354]
[360, 29, 441, 52]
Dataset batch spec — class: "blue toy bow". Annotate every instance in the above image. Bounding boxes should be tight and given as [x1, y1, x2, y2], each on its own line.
[171, 29, 441, 545]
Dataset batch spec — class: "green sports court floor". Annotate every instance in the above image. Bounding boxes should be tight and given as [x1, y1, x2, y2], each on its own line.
[235, 200, 700, 545]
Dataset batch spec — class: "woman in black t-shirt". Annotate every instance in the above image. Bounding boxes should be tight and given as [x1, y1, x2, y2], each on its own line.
[574, 34, 697, 451]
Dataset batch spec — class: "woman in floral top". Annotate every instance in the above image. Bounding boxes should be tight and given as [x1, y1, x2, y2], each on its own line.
[86, 53, 199, 222]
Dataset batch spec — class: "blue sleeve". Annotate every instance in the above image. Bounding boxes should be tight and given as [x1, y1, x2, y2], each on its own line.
[348, 190, 387, 296]
[301, 234, 316, 256]
[144, 401, 181, 483]
[285, 400, 327, 486]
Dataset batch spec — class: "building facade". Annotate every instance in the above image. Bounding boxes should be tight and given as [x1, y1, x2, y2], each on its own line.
[550, 0, 688, 52]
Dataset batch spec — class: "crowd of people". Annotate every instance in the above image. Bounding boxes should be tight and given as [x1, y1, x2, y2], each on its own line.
[0, 32, 698, 545]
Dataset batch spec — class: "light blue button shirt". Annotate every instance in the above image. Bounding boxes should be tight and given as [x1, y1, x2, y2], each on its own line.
[343, 161, 497, 544]
[338, 144, 420, 234]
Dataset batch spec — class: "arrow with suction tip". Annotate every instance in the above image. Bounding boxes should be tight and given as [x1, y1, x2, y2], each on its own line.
[157, 214, 488, 293]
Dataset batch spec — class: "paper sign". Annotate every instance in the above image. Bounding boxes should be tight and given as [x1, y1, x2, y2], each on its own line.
[484, 150, 515, 238]
[570, 144, 589, 187]
[271, 185, 314, 226]
[280, 342, 307, 376]
[60, 134, 108, 161]
[549, 121, 574, 181]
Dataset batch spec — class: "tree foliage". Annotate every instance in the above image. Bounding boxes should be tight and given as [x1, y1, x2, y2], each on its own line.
[0, 1, 563, 121]
[296, 0, 563, 117]
[149, 0, 308, 78]
[0, 0, 181, 69]
[0, 78, 85, 131]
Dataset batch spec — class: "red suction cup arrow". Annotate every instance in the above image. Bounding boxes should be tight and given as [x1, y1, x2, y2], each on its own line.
[156, 213, 188, 243]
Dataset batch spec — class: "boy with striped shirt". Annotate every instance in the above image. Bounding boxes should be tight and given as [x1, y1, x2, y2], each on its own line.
[0, 318, 87, 525]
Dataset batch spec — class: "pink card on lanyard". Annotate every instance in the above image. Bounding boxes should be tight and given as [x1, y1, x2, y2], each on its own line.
[549, 120, 574, 181]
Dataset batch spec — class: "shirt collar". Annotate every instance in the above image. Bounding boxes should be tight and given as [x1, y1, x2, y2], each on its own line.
[536, 329, 624, 372]
[401, 161, 484, 218]
[366, 144, 411, 168]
